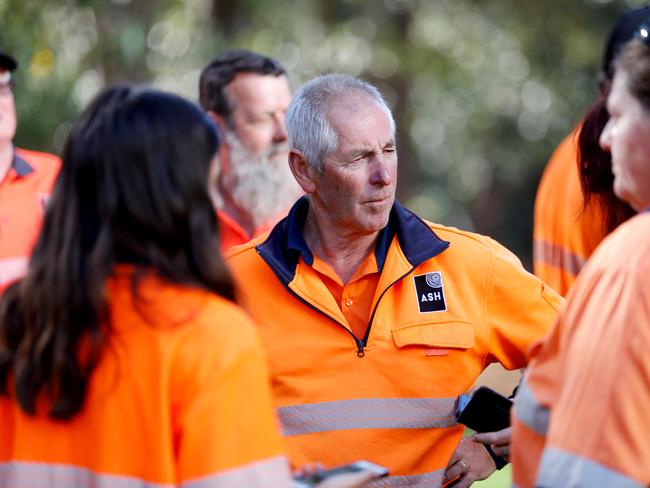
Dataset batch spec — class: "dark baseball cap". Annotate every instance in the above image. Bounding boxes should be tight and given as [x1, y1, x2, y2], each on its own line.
[602, 5, 650, 81]
[0, 50, 17, 71]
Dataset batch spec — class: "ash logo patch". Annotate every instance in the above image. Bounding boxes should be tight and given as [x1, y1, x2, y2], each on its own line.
[414, 271, 447, 312]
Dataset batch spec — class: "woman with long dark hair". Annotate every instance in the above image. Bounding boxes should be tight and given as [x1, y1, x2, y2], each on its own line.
[532, 7, 644, 296]
[0, 85, 292, 486]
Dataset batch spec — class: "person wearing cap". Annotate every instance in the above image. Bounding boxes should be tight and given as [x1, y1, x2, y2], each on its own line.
[0, 49, 60, 293]
[531, 7, 647, 297]
[199, 50, 303, 253]
[510, 30, 650, 486]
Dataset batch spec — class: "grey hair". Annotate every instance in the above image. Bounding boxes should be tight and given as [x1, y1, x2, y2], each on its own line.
[286, 73, 396, 173]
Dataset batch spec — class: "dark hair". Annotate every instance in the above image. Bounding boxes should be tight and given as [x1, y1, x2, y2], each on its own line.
[599, 6, 650, 87]
[577, 96, 635, 234]
[575, 12, 648, 234]
[198, 49, 286, 119]
[0, 85, 235, 420]
[618, 39, 650, 111]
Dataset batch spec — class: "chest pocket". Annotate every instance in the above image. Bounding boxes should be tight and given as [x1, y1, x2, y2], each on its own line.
[392, 320, 474, 349]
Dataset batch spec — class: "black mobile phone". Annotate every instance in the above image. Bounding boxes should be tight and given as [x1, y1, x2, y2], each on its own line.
[455, 386, 512, 433]
[291, 460, 389, 488]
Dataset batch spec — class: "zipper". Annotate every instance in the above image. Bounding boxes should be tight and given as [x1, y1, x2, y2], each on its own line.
[362, 265, 417, 348]
[257, 251, 419, 358]
[258, 249, 366, 356]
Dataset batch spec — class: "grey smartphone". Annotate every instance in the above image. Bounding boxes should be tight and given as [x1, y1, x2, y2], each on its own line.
[291, 460, 389, 488]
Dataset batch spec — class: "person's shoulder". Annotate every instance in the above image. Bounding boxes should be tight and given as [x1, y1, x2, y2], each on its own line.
[426, 220, 505, 252]
[15, 147, 61, 185]
[192, 291, 257, 338]
[588, 212, 650, 271]
[424, 220, 526, 271]
[15, 147, 61, 170]
[225, 231, 270, 264]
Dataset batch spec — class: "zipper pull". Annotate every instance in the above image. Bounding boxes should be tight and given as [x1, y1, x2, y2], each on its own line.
[356, 341, 365, 358]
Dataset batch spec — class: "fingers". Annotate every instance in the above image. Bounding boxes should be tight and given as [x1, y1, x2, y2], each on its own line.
[491, 443, 510, 461]
[471, 432, 498, 445]
[443, 459, 467, 483]
[294, 461, 326, 478]
[316, 470, 378, 488]
[472, 426, 511, 447]
[451, 473, 477, 488]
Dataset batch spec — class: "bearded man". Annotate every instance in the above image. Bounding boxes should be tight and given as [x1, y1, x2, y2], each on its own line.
[199, 50, 303, 252]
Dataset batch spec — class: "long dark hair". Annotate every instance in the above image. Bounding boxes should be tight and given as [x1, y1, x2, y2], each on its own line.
[577, 96, 635, 234]
[0, 85, 234, 420]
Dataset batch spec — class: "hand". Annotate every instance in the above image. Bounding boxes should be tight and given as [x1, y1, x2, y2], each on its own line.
[295, 462, 385, 488]
[443, 437, 496, 488]
[472, 427, 512, 462]
[293, 461, 326, 480]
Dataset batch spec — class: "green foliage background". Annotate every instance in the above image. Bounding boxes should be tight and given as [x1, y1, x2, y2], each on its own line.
[1, 0, 646, 267]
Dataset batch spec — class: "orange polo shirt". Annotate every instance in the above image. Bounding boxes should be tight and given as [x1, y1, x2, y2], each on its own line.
[313, 251, 380, 340]
[218, 210, 275, 254]
[0, 148, 60, 292]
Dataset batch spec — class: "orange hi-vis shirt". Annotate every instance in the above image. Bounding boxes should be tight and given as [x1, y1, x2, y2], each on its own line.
[533, 131, 606, 296]
[313, 251, 380, 340]
[0, 268, 291, 487]
[512, 211, 650, 488]
[0, 148, 60, 292]
[227, 197, 562, 487]
[218, 210, 279, 255]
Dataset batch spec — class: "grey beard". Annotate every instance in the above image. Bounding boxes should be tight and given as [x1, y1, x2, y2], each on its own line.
[219, 131, 303, 230]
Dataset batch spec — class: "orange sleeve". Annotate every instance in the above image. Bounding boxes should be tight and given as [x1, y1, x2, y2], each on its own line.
[484, 239, 563, 369]
[541, 266, 650, 485]
[170, 302, 291, 486]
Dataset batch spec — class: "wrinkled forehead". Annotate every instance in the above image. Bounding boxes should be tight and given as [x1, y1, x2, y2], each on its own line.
[328, 94, 395, 138]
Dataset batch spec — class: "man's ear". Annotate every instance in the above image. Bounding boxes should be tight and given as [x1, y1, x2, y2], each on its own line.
[206, 110, 227, 131]
[288, 150, 317, 194]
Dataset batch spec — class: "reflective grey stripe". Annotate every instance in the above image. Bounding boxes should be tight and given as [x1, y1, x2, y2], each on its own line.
[537, 447, 644, 488]
[0, 456, 291, 488]
[514, 379, 549, 436]
[278, 397, 458, 436]
[0, 462, 173, 488]
[533, 239, 585, 277]
[367, 468, 445, 487]
[182, 455, 291, 488]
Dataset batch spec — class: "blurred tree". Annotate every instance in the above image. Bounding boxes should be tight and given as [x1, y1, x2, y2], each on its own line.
[1, 0, 644, 267]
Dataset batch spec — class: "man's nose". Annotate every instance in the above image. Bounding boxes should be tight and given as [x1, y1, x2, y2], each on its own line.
[273, 115, 288, 142]
[370, 156, 393, 186]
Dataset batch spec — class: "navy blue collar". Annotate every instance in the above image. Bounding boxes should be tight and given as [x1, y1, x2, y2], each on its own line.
[256, 196, 450, 285]
[12, 152, 34, 177]
[285, 196, 397, 270]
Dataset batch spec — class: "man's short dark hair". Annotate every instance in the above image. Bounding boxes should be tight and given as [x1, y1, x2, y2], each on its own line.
[199, 49, 286, 119]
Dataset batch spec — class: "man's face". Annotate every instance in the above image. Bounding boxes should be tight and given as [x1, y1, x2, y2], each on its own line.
[226, 72, 291, 160]
[600, 70, 650, 211]
[311, 96, 397, 236]
[220, 128, 303, 227]
[0, 69, 17, 146]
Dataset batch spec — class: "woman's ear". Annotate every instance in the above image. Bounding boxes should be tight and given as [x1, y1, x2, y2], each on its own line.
[288, 150, 317, 194]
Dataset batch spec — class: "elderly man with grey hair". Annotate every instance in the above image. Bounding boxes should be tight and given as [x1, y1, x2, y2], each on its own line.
[227, 73, 561, 487]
